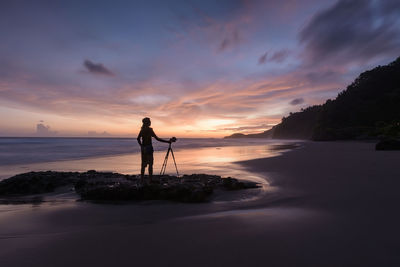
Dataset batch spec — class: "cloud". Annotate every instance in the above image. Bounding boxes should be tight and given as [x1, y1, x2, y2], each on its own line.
[258, 52, 268, 65]
[0, 56, 346, 134]
[130, 95, 171, 106]
[289, 98, 304, 105]
[258, 49, 289, 64]
[305, 70, 342, 84]
[83, 60, 114, 76]
[299, 0, 400, 65]
[269, 49, 290, 63]
[36, 122, 57, 136]
[219, 28, 241, 52]
[221, 124, 271, 132]
[169, 2, 248, 54]
[87, 131, 111, 137]
[3, 0, 399, 137]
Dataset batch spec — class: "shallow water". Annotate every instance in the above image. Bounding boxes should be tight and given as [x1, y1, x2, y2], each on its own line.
[0, 138, 297, 180]
[0, 137, 290, 166]
[0, 138, 301, 205]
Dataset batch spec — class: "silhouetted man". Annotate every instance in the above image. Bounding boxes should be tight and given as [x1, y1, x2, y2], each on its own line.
[137, 117, 171, 182]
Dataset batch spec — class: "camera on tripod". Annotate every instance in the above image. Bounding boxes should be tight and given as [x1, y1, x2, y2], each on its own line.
[161, 136, 179, 176]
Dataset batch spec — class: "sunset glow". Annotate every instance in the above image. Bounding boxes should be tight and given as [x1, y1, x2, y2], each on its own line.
[1, 0, 399, 137]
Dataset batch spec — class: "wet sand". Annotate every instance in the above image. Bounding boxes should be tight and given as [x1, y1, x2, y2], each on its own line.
[1, 141, 400, 266]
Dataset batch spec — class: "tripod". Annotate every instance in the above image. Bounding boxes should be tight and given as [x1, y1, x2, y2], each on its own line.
[160, 143, 179, 176]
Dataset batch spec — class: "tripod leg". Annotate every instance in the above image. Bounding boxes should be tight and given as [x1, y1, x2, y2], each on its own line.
[160, 153, 166, 175]
[170, 148, 179, 177]
[160, 148, 170, 175]
[160, 151, 166, 175]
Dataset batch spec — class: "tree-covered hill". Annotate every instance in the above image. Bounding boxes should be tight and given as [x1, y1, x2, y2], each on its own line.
[226, 57, 400, 140]
[312, 57, 400, 140]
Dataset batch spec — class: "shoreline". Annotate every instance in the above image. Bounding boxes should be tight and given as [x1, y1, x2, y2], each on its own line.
[0, 137, 299, 168]
[0, 140, 296, 180]
[1, 141, 399, 266]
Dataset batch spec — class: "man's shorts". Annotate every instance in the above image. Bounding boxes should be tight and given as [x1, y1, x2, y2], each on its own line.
[141, 145, 154, 166]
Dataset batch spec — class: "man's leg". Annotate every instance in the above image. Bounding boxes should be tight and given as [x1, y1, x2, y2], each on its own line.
[141, 163, 146, 181]
[148, 164, 153, 182]
[148, 153, 154, 182]
[140, 151, 146, 181]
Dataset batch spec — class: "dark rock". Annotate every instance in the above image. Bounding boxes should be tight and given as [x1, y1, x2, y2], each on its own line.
[376, 139, 400, 150]
[0, 171, 78, 196]
[222, 177, 259, 190]
[0, 171, 260, 203]
[76, 174, 216, 203]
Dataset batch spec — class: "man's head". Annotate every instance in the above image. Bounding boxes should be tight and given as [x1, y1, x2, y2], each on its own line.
[142, 117, 151, 127]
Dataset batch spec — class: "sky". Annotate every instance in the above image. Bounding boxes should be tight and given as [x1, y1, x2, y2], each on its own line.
[1, 0, 400, 137]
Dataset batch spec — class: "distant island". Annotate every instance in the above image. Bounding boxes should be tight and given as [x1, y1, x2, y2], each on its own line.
[226, 57, 400, 141]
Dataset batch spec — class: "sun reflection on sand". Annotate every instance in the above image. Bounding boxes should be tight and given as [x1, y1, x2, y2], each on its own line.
[0, 143, 287, 204]
[0, 144, 282, 181]
[0, 142, 299, 218]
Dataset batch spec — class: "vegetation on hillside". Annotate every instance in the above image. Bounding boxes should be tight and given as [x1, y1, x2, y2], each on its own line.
[312, 57, 400, 140]
[226, 57, 400, 140]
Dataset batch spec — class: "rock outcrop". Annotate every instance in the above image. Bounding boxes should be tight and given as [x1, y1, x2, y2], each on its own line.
[0, 170, 260, 203]
[375, 139, 400, 150]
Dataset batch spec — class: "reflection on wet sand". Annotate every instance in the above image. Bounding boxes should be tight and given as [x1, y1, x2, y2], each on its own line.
[0, 144, 294, 205]
[0, 144, 284, 183]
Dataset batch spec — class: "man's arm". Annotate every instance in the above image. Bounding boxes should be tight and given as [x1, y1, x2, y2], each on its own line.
[152, 129, 170, 143]
[137, 130, 142, 146]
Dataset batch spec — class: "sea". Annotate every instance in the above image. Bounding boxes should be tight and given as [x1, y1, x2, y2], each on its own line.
[0, 137, 298, 182]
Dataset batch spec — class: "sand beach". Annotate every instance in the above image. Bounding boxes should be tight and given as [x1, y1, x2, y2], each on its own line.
[0, 141, 399, 267]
